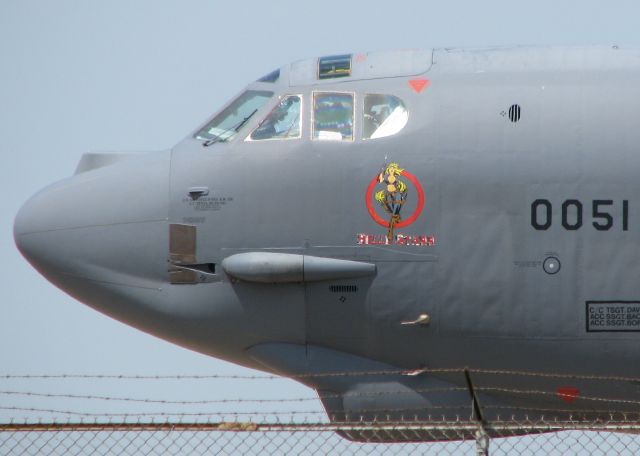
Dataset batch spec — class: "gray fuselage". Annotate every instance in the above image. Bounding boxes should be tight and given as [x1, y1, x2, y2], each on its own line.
[14, 46, 640, 435]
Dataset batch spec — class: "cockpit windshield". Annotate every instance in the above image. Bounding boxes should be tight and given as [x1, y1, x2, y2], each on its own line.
[249, 95, 301, 141]
[195, 90, 274, 143]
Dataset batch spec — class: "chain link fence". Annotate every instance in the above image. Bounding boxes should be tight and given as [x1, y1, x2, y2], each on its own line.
[3, 420, 640, 455]
[3, 370, 640, 454]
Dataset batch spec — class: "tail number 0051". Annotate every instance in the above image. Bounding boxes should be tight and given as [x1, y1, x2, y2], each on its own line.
[531, 199, 629, 231]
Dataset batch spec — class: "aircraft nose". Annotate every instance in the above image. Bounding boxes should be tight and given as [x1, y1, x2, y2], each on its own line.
[14, 152, 171, 287]
[14, 186, 57, 268]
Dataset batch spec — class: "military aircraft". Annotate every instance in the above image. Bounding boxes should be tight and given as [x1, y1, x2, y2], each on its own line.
[13, 46, 640, 442]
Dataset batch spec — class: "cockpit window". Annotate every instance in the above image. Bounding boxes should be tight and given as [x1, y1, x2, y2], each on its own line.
[195, 90, 273, 143]
[257, 69, 280, 83]
[313, 92, 354, 141]
[318, 54, 352, 79]
[362, 94, 408, 140]
[249, 95, 301, 141]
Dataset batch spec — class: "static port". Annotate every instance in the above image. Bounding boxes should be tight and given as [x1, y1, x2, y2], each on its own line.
[543, 257, 560, 275]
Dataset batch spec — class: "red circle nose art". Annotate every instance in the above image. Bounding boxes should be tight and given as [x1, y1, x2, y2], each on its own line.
[365, 170, 425, 228]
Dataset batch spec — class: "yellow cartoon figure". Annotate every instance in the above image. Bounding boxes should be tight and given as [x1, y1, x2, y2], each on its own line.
[375, 162, 408, 241]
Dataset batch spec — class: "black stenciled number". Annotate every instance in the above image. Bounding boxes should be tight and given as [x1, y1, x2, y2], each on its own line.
[531, 199, 552, 230]
[592, 200, 614, 231]
[561, 200, 583, 230]
[531, 199, 629, 230]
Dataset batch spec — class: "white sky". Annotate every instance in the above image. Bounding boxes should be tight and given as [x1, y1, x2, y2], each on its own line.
[1, 0, 640, 429]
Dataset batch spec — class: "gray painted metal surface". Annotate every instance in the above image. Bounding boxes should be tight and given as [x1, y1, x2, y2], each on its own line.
[222, 252, 376, 283]
[13, 45, 640, 441]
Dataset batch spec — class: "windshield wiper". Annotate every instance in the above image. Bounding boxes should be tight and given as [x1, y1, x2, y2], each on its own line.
[234, 108, 259, 132]
[202, 109, 259, 147]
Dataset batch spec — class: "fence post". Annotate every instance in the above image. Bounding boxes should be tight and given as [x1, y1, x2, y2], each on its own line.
[465, 368, 491, 455]
[475, 427, 490, 456]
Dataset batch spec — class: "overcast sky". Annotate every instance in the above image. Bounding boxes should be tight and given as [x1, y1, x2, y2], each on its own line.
[2, 0, 640, 429]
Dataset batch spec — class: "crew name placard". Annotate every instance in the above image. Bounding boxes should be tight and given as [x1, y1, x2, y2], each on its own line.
[587, 301, 640, 332]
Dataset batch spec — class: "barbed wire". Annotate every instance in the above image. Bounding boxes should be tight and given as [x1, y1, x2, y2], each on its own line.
[0, 374, 280, 380]
[5, 368, 640, 454]
[3, 367, 640, 382]
[5, 420, 640, 431]
[476, 386, 640, 407]
[5, 371, 640, 433]
[0, 390, 319, 405]
[6, 413, 640, 432]
[0, 406, 327, 418]
[5, 402, 640, 421]
[0, 403, 477, 419]
[1, 385, 639, 410]
[0, 386, 469, 405]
